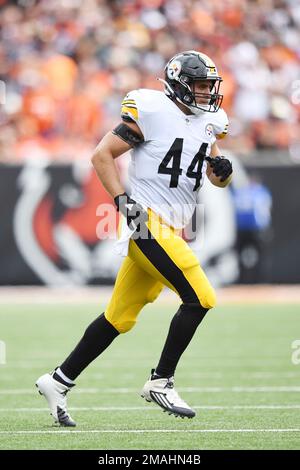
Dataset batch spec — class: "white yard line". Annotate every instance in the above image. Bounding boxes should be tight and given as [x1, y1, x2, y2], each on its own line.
[0, 429, 300, 435]
[1, 386, 300, 395]
[0, 405, 300, 412]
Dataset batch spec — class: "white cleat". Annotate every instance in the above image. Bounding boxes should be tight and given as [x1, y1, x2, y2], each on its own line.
[141, 369, 196, 419]
[35, 373, 76, 427]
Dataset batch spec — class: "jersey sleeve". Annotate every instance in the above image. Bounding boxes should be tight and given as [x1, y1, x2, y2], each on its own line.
[120, 90, 153, 141]
[213, 108, 229, 140]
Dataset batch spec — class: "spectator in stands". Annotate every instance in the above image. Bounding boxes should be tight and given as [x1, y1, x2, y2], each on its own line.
[0, 0, 299, 162]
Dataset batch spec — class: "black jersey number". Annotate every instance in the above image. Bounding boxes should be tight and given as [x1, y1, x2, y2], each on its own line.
[158, 139, 208, 191]
[157, 138, 183, 188]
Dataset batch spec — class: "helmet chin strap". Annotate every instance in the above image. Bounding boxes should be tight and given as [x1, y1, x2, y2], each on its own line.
[177, 96, 205, 115]
[188, 105, 206, 116]
[157, 78, 175, 97]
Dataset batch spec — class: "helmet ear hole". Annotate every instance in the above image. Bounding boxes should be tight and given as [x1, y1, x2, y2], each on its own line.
[183, 94, 193, 104]
[181, 75, 190, 84]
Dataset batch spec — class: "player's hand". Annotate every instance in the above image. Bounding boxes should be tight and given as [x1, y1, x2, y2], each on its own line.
[114, 192, 148, 231]
[205, 156, 233, 182]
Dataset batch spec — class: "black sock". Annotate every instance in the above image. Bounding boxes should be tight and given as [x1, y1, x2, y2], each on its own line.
[155, 303, 208, 378]
[59, 313, 119, 381]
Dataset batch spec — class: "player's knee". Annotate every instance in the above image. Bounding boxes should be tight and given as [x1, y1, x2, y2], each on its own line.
[183, 287, 216, 310]
[105, 306, 142, 334]
[104, 315, 136, 334]
[189, 281, 216, 310]
[199, 287, 217, 310]
[115, 321, 136, 334]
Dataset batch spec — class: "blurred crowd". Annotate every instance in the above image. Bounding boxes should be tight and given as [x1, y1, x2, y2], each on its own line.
[0, 0, 300, 162]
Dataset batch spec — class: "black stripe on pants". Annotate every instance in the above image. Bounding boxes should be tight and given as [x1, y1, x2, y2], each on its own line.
[133, 227, 201, 305]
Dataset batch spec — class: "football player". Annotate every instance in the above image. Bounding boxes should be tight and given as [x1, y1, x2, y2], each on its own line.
[36, 51, 233, 426]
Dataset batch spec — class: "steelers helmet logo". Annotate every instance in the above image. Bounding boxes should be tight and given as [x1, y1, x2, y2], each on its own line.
[167, 60, 181, 80]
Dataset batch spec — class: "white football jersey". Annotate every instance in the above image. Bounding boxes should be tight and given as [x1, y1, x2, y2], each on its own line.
[121, 89, 228, 229]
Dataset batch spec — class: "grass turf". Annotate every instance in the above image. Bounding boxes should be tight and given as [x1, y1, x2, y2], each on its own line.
[0, 300, 299, 449]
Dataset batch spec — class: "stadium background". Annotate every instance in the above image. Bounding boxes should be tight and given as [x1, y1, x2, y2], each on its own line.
[1, 0, 300, 451]
[0, 0, 300, 286]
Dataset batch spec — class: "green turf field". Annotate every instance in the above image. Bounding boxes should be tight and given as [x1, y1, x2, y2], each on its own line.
[0, 300, 300, 450]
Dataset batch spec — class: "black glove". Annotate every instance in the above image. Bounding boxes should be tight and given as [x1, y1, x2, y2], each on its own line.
[205, 156, 233, 182]
[114, 192, 148, 231]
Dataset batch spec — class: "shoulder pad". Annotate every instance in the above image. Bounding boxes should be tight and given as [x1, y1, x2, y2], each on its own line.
[121, 91, 139, 123]
[212, 108, 229, 139]
[121, 89, 164, 123]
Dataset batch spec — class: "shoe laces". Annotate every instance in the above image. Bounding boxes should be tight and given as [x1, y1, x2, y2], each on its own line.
[164, 379, 189, 407]
[165, 378, 174, 389]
